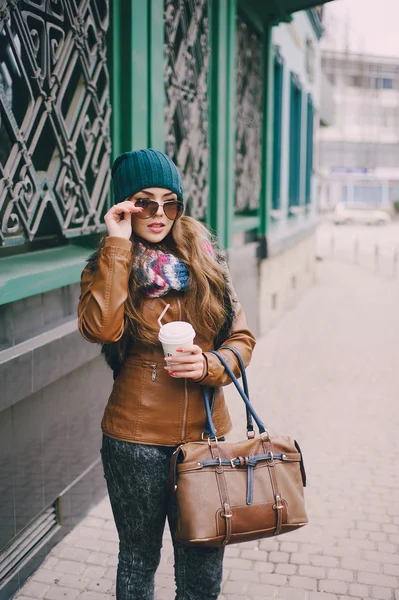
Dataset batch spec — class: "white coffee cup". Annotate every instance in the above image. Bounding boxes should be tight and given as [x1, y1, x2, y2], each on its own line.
[158, 321, 196, 375]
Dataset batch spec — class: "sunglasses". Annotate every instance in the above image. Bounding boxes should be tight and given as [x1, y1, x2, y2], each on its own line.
[133, 198, 184, 221]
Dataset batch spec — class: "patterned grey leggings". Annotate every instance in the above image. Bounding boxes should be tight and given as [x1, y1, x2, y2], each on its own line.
[101, 434, 224, 600]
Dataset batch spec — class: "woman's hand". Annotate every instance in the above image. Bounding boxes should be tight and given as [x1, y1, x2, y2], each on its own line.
[164, 345, 206, 381]
[104, 200, 143, 239]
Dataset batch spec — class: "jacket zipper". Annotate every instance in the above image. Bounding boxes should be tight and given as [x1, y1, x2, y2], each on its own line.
[151, 364, 157, 381]
[177, 297, 189, 442]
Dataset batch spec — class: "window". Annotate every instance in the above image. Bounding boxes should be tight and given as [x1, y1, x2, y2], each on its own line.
[348, 75, 366, 88]
[289, 73, 302, 208]
[272, 53, 284, 210]
[305, 95, 314, 204]
[373, 77, 394, 90]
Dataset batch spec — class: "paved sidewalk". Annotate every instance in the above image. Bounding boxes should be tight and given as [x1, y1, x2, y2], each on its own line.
[16, 261, 399, 600]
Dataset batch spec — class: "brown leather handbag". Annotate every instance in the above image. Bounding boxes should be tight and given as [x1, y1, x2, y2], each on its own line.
[170, 347, 308, 546]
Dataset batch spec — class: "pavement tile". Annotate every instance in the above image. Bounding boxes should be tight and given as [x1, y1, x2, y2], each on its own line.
[253, 562, 274, 574]
[287, 576, 317, 591]
[16, 582, 50, 599]
[383, 563, 399, 576]
[240, 549, 267, 562]
[246, 583, 278, 596]
[52, 561, 86, 576]
[348, 583, 370, 597]
[289, 553, 311, 565]
[85, 580, 113, 594]
[85, 553, 109, 567]
[78, 592, 110, 600]
[223, 558, 252, 571]
[57, 548, 91, 563]
[308, 594, 338, 600]
[274, 564, 297, 576]
[80, 567, 107, 580]
[268, 552, 290, 564]
[311, 556, 339, 569]
[227, 569, 259, 583]
[277, 588, 307, 600]
[325, 568, 353, 582]
[372, 587, 393, 600]
[222, 581, 248, 594]
[44, 586, 80, 600]
[259, 574, 287, 586]
[55, 575, 90, 591]
[318, 579, 348, 594]
[29, 572, 66, 586]
[357, 571, 397, 587]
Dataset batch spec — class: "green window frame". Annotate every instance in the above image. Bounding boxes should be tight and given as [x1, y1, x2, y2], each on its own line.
[288, 73, 302, 209]
[305, 94, 314, 204]
[272, 48, 284, 211]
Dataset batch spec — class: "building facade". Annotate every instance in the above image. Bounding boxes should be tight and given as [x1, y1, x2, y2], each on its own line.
[320, 50, 399, 210]
[0, 1, 331, 597]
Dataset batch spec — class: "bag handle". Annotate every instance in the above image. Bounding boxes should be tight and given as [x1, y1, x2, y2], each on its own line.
[219, 345, 254, 435]
[202, 345, 254, 437]
[201, 350, 266, 438]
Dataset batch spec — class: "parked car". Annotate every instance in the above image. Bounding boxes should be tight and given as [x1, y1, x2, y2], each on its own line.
[331, 202, 392, 226]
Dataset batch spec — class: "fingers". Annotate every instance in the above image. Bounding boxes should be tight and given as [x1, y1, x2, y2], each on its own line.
[105, 201, 143, 219]
[164, 349, 205, 380]
[176, 345, 202, 355]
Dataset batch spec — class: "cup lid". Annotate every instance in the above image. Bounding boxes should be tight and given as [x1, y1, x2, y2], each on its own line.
[158, 321, 196, 343]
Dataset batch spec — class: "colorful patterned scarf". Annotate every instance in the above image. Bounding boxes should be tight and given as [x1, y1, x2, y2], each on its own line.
[135, 240, 214, 298]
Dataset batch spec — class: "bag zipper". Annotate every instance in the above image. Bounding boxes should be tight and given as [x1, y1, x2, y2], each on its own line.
[151, 364, 157, 381]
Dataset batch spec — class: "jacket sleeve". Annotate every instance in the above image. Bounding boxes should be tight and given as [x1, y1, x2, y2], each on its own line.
[196, 294, 256, 387]
[77, 236, 132, 343]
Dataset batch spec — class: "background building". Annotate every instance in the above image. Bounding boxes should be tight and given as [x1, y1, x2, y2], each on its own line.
[319, 50, 399, 210]
[0, 1, 332, 597]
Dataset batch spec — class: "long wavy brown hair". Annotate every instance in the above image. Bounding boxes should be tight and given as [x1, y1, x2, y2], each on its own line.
[124, 216, 229, 345]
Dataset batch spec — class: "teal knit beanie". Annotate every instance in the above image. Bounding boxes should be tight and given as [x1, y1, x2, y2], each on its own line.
[111, 149, 184, 204]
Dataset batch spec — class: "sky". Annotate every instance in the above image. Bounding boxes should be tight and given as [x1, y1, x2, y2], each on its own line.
[322, 0, 399, 58]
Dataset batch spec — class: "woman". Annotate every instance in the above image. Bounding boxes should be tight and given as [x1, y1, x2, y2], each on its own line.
[77, 149, 256, 600]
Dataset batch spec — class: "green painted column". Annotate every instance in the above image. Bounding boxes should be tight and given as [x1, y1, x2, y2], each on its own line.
[110, 0, 132, 158]
[131, 0, 149, 149]
[208, 0, 237, 250]
[148, 0, 165, 149]
[224, 0, 237, 250]
[259, 25, 273, 237]
[111, 0, 165, 155]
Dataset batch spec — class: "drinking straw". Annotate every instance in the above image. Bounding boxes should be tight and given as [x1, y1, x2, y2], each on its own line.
[158, 304, 170, 328]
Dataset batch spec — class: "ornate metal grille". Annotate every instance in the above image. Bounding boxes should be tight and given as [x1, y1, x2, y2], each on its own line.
[164, 0, 210, 220]
[235, 15, 263, 213]
[0, 0, 110, 249]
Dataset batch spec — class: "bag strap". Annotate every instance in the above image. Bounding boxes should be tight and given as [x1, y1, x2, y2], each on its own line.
[219, 345, 254, 436]
[201, 350, 266, 438]
[202, 345, 253, 437]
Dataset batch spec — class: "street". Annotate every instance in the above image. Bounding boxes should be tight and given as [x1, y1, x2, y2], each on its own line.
[15, 258, 399, 600]
[317, 220, 399, 278]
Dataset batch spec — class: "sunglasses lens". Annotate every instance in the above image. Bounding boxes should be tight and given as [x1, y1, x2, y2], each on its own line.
[164, 201, 184, 220]
[134, 199, 158, 219]
[133, 199, 184, 220]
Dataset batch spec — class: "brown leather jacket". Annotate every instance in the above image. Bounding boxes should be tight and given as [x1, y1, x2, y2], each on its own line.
[78, 236, 256, 446]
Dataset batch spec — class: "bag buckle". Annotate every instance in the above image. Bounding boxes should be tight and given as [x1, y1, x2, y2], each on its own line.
[221, 503, 233, 518]
[207, 435, 219, 445]
[273, 493, 283, 511]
